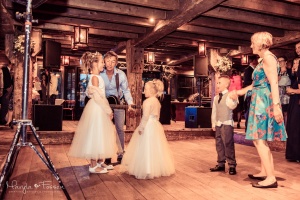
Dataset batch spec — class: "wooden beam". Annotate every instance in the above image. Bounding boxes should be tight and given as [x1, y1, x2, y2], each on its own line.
[38, 16, 146, 34]
[112, 41, 127, 54]
[46, 0, 166, 19]
[160, 38, 239, 49]
[168, 53, 197, 66]
[0, 1, 15, 34]
[178, 24, 252, 40]
[273, 31, 300, 47]
[42, 34, 117, 45]
[222, 0, 300, 19]
[35, 23, 138, 38]
[108, 0, 179, 10]
[34, 7, 153, 27]
[169, 32, 250, 46]
[134, 0, 226, 48]
[190, 16, 285, 37]
[204, 6, 300, 31]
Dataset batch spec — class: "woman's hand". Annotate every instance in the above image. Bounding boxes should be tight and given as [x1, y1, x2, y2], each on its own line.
[139, 130, 142, 135]
[273, 104, 283, 124]
[286, 87, 295, 95]
[109, 113, 113, 120]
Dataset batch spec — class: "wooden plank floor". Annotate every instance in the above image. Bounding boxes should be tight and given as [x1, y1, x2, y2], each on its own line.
[3, 139, 300, 200]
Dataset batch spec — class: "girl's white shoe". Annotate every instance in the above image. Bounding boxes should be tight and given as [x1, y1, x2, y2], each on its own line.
[97, 162, 114, 170]
[89, 165, 108, 174]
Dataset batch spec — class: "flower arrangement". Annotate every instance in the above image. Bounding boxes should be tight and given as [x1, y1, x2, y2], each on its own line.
[215, 56, 232, 74]
[162, 66, 176, 80]
[14, 35, 35, 55]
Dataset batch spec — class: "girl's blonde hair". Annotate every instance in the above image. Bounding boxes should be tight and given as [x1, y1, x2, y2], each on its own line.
[251, 32, 273, 50]
[80, 51, 102, 74]
[146, 79, 164, 98]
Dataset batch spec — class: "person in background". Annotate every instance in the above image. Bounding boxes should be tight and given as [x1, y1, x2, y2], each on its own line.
[0, 62, 14, 125]
[210, 75, 238, 175]
[101, 51, 134, 165]
[285, 42, 300, 162]
[243, 55, 258, 131]
[231, 32, 287, 188]
[229, 70, 243, 129]
[277, 56, 291, 126]
[121, 79, 175, 179]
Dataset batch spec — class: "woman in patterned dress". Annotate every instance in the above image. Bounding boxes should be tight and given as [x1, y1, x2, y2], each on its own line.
[231, 32, 287, 188]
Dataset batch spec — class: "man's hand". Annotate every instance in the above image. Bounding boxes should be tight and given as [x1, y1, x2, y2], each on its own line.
[128, 104, 135, 112]
[212, 127, 216, 131]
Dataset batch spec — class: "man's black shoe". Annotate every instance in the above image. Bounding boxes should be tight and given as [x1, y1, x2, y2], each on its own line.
[210, 165, 225, 172]
[229, 167, 236, 175]
[104, 158, 112, 165]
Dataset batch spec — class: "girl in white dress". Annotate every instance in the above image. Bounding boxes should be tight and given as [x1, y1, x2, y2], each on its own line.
[68, 52, 116, 174]
[121, 79, 175, 179]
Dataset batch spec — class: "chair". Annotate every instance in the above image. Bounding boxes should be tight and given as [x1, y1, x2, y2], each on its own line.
[63, 100, 75, 120]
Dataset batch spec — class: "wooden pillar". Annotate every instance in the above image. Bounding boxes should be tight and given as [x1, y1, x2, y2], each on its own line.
[208, 49, 219, 105]
[126, 40, 144, 130]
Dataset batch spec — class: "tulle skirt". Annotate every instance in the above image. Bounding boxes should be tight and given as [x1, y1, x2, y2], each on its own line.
[68, 99, 117, 160]
[121, 116, 175, 179]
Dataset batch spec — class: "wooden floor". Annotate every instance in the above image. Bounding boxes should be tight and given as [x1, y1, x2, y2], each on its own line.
[2, 138, 300, 200]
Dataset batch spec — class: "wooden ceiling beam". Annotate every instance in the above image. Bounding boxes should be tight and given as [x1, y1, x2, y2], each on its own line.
[42, 34, 117, 45]
[33, 7, 154, 27]
[133, 0, 226, 48]
[46, 0, 166, 19]
[178, 24, 252, 40]
[169, 32, 250, 46]
[222, 0, 300, 19]
[160, 37, 239, 49]
[190, 16, 285, 37]
[108, 0, 179, 10]
[167, 53, 197, 66]
[273, 31, 300, 48]
[0, 1, 15, 35]
[204, 6, 300, 31]
[35, 23, 138, 38]
[38, 16, 146, 34]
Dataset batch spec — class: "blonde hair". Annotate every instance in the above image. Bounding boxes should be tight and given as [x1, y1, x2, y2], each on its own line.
[146, 79, 164, 98]
[219, 75, 231, 88]
[251, 32, 273, 50]
[104, 50, 118, 61]
[80, 51, 102, 74]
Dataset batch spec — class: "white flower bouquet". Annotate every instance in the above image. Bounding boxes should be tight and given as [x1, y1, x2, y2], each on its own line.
[215, 56, 232, 74]
[14, 35, 35, 55]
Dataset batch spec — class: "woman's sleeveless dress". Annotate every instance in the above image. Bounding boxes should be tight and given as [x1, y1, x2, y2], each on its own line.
[68, 75, 116, 160]
[246, 57, 287, 141]
[121, 96, 175, 179]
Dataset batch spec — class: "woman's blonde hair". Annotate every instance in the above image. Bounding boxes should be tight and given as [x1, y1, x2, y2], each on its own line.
[146, 79, 164, 98]
[251, 32, 273, 50]
[80, 51, 102, 73]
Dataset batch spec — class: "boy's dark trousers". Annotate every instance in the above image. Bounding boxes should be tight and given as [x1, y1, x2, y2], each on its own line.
[215, 124, 236, 168]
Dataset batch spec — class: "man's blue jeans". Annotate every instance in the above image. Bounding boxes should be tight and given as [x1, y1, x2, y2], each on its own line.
[114, 109, 125, 158]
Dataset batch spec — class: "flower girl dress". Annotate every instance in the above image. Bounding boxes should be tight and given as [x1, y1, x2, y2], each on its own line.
[68, 75, 116, 160]
[121, 96, 175, 179]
